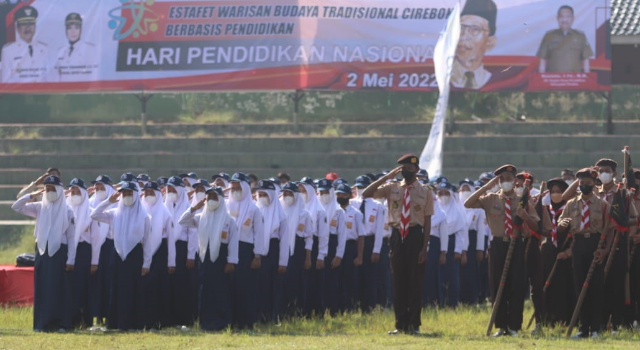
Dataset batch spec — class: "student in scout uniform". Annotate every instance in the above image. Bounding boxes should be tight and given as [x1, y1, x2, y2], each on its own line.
[254, 179, 289, 323]
[539, 177, 574, 326]
[281, 181, 314, 317]
[557, 168, 614, 339]
[299, 177, 330, 317]
[12, 175, 76, 332]
[67, 178, 95, 328]
[435, 181, 468, 308]
[1, 6, 49, 83]
[87, 175, 115, 328]
[351, 175, 386, 313]
[465, 164, 540, 337]
[629, 169, 640, 327]
[165, 176, 198, 328]
[363, 154, 434, 335]
[423, 184, 447, 307]
[335, 184, 365, 313]
[90, 181, 152, 331]
[316, 179, 348, 315]
[228, 172, 265, 329]
[140, 181, 173, 329]
[179, 186, 239, 331]
[458, 179, 487, 305]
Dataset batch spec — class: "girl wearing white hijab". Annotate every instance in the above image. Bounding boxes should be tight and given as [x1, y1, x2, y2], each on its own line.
[141, 181, 173, 329]
[164, 176, 198, 328]
[281, 182, 314, 318]
[254, 179, 289, 323]
[423, 184, 447, 306]
[435, 182, 469, 308]
[87, 175, 116, 327]
[298, 177, 329, 317]
[227, 172, 265, 329]
[12, 175, 76, 331]
[180, 186, 239, 331]
[67, 178, 96, 328]
[316, 179, 347, 316]
[91, 181, 152, 331]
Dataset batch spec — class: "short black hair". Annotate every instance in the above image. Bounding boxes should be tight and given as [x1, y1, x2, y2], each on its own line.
[47, 167, 60, 175]
[557, 5, 574, 16]
[277, 172, 291, 181]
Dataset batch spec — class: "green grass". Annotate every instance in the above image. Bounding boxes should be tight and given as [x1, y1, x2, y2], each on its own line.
[1, 227, 640, 349]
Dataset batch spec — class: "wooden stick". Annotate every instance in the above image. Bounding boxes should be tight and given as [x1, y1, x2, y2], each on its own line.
[565, 234, 607, 337]
[486, 236, 516, 336]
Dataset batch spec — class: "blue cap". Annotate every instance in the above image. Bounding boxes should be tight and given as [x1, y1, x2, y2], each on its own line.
[43, 175, 62, 187]
[432, 176, 449, 184]
[69, 178, 86, 190]
[419, 178, 429, 185]
[459, 178, 475, 187]
[178, 172, 197, 180]
[118, 181, 138, 192]
[333, 178, 348, 188]
[137, 174, 150, 182]
[269, 177, 281, 186]
[231, 172, 250, 184]
[452, 185, 458, 193]
[192, 179, 210, 189]
[417, 169, 429, 178]
[206, 186, 224, 196]
[313, 178, 321, 186]
[91, 175, 113, 185]
[120, 172, 136, 183]
[479, 172, 495, 181]
[473, 180, 484, 188]
[335, 183, 352, 195]
[212, 172, 231, 182]
[156, 177, 169, 187]
[354, 175, 372, 188]
[437, 182, 453, 191]
[167, 176, 184, 188]
[317, 179, 333, 191]
[299, 177, 315, 187]
[365, 173, 377, 182]
[143, 181, 160, 191]
[256, 179, 276, 191]
[282, 182, 299, 193]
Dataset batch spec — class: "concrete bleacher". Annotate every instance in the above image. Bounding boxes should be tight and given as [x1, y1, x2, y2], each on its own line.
[0, 121, 636, 222]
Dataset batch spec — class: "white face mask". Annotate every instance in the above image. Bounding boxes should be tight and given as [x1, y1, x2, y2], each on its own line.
[45, 191, 58, 202]
[301, 193, 308, 203]
[122, 196, 134, 207]
[232, 190, 243, 201]
[167, 192, 178, 203]
[69, 195, 83, 206]
[488, 184, 500, 194]
[258, 197, 270, 207]
[438, 195, 450, 205]
[319, 194, 331, 205]
[599, 172, 613, 184]
[356, 188, 364, 198]
[144, 195, 157, 205]
[515, 187, 524, 197]
[458, 191, 472, 204]
[283, 196, 294, 207]
[500, 181, 514, 192]
[95, 190, 107, 201]
[541, 192, 551, 206]
[195, 192, 206, 202]
[207, 199, 219, 211]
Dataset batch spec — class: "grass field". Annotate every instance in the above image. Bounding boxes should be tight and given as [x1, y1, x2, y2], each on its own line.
[2, 227, 640, 349]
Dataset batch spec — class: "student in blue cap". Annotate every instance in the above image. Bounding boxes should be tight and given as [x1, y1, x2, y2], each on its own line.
[91, 181, 152, 331]
[335, 183, 364, 312]
[180, 186, 239, 331]
[12, 175, 76, 332]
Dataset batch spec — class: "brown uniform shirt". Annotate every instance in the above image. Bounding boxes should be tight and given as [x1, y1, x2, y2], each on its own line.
[468, 190, 540, 238]
[598, 184, 638, 220]
[536, 29, 593, 72]
[559, 194, 610, 236]
[525, 197, 552, 238]
[373, 180, 434, 228]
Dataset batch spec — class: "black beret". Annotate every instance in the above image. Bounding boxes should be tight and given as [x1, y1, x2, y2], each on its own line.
[547, 177, 569, 193]
[461, 0, 497, 36]
[576, 167, 598, 179]
[397, 153, 419, 165]
[494, 164, 517, 176]
[595, 158, 617, 171]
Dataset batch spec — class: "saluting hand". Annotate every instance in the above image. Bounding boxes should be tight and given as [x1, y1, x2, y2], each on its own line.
[35, 173, 50, 186]
[385, 166, 403, 181]
[109, 192, 121, 203]
[30, 188, 45, 198]
[192, 198, 206, 212]
[87, 186, 96, 196]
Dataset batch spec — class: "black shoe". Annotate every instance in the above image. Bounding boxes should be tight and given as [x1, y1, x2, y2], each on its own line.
[388, 329, 401, 335]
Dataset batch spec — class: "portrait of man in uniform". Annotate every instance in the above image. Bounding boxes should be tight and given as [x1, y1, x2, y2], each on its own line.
[53, 13, 98, 82]
[451, 0, 498, 90]
[536, 5, 594, 73]
[1, 6, 49, 83]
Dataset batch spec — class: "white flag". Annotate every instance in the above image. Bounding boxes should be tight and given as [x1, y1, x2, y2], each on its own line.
[419, 2, 461, 178]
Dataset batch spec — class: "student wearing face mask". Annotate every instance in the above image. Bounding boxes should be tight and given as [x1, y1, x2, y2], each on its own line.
[87, 175, 115, 328]
[66, 178, 95, 328]
[90, 181, 152, 331]
[17, 167, 62, 200]
[13, 175, 76, 331]
[156, 177, 169, 202]
[190, 179, 211, 209]
[562, 169, 576, 187]
[228, 172, 265, 329]
[539, 178, 574, 326]
[137, 174, 151, 193]
[350, 175, 386, 313]
[179, 186, 239, 331]
[164, 176, 198, 329]
[335, 184, 365, 313]
[458, 179, 487, 306]
[434, 181, 468, 308]
[298, 177, 330, 318]
[465, 165, 540, 337]
[280, 182, 314, 318]
[140, 181, 173, 329]
[254, 180, 289, 323]
[212, 173, 231, 189]
[179, 172, 198, 192]
[316, 179, 348, 315]
[423, 184, 447, 307]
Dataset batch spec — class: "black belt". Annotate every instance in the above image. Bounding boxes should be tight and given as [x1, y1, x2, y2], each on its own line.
[270, 237, 280, 242]
[346, 239, 357, 244]
[574, 232, 601, 239]
[295, 235, 306, 242]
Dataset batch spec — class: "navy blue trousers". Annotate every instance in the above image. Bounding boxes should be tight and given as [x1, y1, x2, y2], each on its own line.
[33, 244, 72, 331]
[376, 237, 393, 308]
[90, 238, 114, 322]
[108, 244, 145, 331]
[305, 236, 325, 317]
[340, 240, 359, 312]
[258, 238, 284, 323]
[423, 235, 441, 306]
[143, 239, 172, 329]
[439, 234, 460, 308]
[284, 236, 307, 318]
[198, 244, 232, 331]
[72, 242, 92, 327]
[233, 241, 258, 329]
[359, 235, 378, 313]
[460, 230, 480, 305]
[170, 240, 198, 327]
[324, 234, 341, 316]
